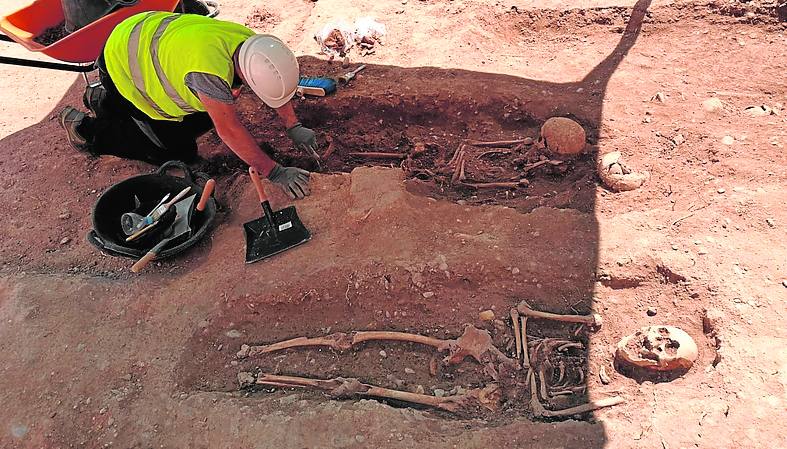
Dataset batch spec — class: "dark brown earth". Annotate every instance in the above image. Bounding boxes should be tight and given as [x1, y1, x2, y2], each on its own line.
[32, 21, 68, 46]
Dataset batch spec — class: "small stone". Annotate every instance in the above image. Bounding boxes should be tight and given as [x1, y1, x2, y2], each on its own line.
[721, 136, 735, 145]
[646, 307, 657, 317]
[120, 374, 132, 381]
[379, 350, 387, 358]
[422, 291, 434, 298]
[404, 367, 415, 374]
[237, 372, 256, 388]
[225, 329, 242, 338]
[107, 418, 115, 427]
[599, 366, 611, 384]
[433, 389, 446, 397]
[278, 394, 299, 405]
[236, 344, 250, 359]
[672, 134, 685, 146]
[58, 212, 71, 220]
[782, 280, 787, 288]
[671, 244, 679, 250]
[413, 385, 425, 394]
[355, 435, 366, 443]
[511, 267, 520, 275]
[60, 237, 71, 245]
[99, 407, 107, 414]
[478, 310, 495, 321]
[230, 360, 238, 366]
[697, 248, 708, 255]
[702, 98, 724, 113]
[766, 218, 775, 227]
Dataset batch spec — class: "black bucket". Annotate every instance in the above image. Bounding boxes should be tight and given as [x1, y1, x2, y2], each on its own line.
[87, 160, 216, 259]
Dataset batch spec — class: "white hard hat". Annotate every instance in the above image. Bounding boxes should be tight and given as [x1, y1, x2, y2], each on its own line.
[238, 35, 299, 109]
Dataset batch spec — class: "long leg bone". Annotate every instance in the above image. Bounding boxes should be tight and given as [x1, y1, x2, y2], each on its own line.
[253, 373, 501, 414]
[520, 316, 531, 369]
[459, 180, 529, 190]
[247, 331, 448, 357]
[466, 139, 531, 147]
[517, 301, 602, 328]
[510, 308, 522, 363]
[348, 152, 407, 159]
[245, 326, 515, 370]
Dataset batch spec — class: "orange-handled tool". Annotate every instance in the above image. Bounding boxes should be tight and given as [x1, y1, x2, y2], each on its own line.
[249, 167, 269, 203]
[196, 179, 215, 212]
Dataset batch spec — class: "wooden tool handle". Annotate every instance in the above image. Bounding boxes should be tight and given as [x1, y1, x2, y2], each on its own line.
[196, 179, 215, 212]
[165, 186, 192, 208]
[131, 251, 157, 273]
[249, 167, 269, 203]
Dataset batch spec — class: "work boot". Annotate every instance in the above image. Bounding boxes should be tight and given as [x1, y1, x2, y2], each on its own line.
[82, 83, 106, 116]
[58, 107, 89, 151]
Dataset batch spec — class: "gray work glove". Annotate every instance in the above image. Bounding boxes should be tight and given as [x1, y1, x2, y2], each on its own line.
[286, 123, 320, 161]
[267, 163, 311, 200]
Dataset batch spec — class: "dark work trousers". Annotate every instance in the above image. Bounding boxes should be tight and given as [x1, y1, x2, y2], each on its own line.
[77, 54, 214, 164]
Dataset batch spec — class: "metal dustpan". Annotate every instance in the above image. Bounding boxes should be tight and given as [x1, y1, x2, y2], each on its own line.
[244, 167, 311, 263]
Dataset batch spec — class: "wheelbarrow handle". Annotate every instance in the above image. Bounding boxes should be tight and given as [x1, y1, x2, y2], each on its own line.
[248, 167, 269, 203]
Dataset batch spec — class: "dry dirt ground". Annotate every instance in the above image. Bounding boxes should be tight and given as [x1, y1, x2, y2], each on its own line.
[0, 0, 786, 448]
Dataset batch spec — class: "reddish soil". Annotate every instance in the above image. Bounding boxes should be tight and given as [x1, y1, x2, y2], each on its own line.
[0, 0, 785, 448]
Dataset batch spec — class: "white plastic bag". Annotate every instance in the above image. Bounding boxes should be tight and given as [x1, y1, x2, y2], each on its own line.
[313, 22, 355, 58]
[354, 17, 386, 46]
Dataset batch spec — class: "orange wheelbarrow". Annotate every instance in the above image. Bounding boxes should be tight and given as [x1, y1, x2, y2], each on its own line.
[0, 0, 217, 74]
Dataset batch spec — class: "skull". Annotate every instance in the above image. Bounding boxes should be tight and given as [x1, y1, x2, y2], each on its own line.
[615, 325, 698, 372]
[539, 117, 586, 155]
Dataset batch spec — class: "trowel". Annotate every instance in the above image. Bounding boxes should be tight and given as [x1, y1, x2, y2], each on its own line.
[244, 167, 311, 263]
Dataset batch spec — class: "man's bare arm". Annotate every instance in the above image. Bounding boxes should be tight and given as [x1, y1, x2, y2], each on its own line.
[199, 93, 276, 176]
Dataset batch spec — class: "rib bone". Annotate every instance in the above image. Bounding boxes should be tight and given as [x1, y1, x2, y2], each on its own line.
[527, 370, 624, 418]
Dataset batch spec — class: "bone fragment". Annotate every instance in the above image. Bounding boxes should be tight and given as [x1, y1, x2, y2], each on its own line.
[460, 180, 529, 190]
[478, 149, 512, 158]
[348, 152, 407, 159]
[521, 159, 563, 173]
[517, 301, 602, 328]
[467, 139, 531, 147]
[520, 316, 531, 369]
[597, 151, 648, 192]
[510, 308, 522, 362]
[527, 371, 624, 418]
[322, 136, 337, 160]
[448, 144, 466, 166]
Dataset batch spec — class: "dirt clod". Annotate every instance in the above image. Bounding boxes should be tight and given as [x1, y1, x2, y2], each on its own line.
[33, 22, 68, 46]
